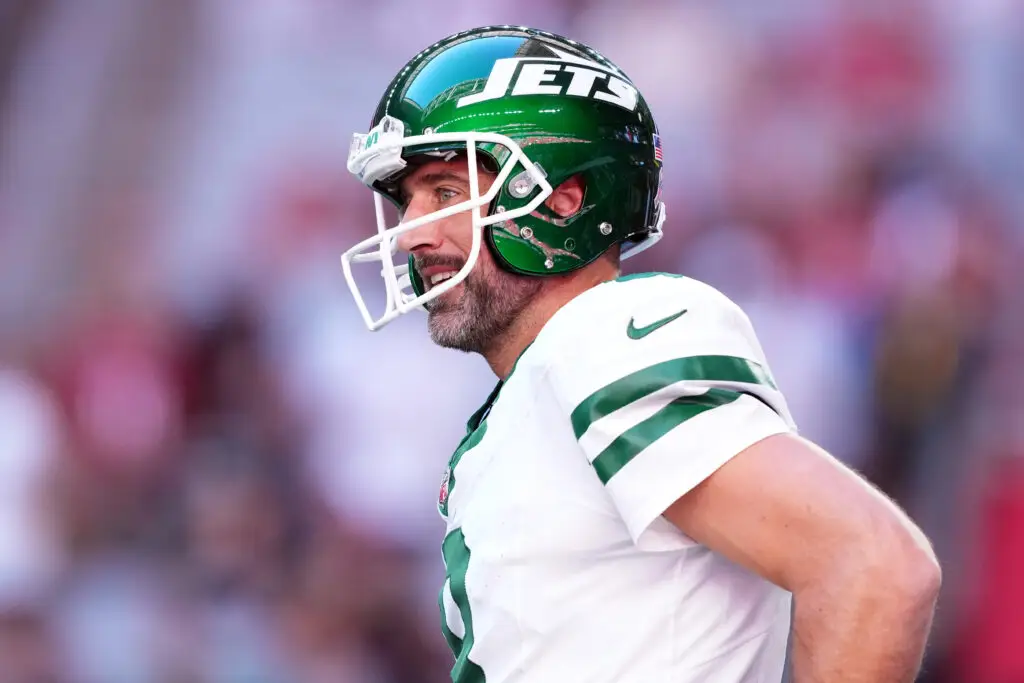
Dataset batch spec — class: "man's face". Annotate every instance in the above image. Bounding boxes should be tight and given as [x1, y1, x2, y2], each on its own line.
[395, 156, 542, 354]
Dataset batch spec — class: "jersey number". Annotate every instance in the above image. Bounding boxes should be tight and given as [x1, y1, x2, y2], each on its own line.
[440, 529, 486, 682]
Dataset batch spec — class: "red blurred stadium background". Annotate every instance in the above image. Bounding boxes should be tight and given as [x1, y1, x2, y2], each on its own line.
[0, 1, 1021, 681]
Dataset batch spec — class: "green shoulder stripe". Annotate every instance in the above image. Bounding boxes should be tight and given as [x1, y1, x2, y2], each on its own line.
[592, 388, 741, 483]
[570, 355, 775, 439]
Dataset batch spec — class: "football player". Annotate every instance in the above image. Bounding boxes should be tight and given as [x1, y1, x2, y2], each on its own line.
[341, 25, 940, 683]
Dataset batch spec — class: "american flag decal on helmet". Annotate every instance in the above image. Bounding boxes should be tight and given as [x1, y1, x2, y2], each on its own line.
[652, 134, 663, 165]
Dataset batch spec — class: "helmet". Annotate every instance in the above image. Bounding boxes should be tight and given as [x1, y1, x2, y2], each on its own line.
[342, 25, 665, 330]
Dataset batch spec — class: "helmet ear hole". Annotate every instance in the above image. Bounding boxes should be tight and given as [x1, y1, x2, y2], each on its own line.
[545, 174, 586, 218]
[477, 151, 500, 174]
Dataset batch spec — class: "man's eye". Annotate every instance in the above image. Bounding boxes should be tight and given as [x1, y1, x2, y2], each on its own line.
[437, 188, 458, 203]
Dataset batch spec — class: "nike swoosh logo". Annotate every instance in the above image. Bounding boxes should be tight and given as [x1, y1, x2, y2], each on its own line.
[627, 309, 688, 339]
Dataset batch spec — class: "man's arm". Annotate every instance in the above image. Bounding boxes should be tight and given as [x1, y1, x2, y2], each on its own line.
[663, 432, 941, 683]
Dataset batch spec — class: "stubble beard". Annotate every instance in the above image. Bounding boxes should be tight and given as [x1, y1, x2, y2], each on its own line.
[423, 257, 542, 355]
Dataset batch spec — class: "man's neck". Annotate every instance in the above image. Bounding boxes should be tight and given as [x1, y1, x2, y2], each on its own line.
[483, 260, 619, 379]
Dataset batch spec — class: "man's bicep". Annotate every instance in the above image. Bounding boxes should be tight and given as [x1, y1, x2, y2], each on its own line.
[663, 432, 912, 592]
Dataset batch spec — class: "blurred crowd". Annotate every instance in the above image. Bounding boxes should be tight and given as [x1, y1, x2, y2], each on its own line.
[0, 0, 1022, 681]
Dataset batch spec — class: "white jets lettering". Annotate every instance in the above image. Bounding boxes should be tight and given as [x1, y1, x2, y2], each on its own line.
[456, 58, 519, 108]
[511, 63, 563, 96]
[562, 65, 602, 97]
[457, 56, 638, 112]
[599, 73, 638, 111]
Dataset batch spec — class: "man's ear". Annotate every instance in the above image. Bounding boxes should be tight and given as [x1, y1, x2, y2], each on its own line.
[545, 175, 585, 218]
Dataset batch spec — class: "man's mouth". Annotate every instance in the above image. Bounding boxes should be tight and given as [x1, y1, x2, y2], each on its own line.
[418, 265, 462, 291]
[428, 271, 458, 288]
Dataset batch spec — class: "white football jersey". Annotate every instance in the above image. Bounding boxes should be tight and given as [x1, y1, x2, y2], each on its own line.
[437, 273, 797, 683]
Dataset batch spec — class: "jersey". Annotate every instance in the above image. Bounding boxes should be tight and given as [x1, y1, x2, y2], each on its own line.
[437, 273, 798, 683]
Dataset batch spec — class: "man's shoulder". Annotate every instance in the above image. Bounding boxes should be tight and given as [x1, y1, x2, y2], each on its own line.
[530, 270, 797, 441]
[516, 273, 758, 397]
[593, 271, 737, 313]
[540, 272, 747, 351]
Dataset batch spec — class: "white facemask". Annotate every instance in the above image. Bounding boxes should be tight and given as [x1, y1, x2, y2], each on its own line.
[341, 116, 553, 331]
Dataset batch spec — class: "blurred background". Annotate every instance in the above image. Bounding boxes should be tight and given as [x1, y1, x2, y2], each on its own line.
[0, 0, 1021, 681]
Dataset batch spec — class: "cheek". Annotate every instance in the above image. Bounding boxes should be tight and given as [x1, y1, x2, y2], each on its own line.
[450, 219, 478, 257]
[469, 240, 501, 281]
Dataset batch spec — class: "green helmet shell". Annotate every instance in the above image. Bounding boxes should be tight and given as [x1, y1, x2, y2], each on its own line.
[364, 26, 664, 283]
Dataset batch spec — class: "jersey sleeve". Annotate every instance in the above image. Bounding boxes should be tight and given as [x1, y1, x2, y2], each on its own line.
[546, 276, 798, 547]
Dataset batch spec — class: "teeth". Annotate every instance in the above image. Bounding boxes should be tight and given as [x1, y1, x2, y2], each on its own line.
[430, 271, 457, 285]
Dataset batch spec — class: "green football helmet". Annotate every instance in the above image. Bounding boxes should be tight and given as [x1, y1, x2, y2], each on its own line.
[342, 25, 665, 330]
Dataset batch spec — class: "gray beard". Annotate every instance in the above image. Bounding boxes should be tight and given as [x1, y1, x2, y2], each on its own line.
[424, 266, 542, 355]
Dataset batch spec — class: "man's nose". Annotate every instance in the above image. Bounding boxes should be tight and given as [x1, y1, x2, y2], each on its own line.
[395, 195, 442, 253]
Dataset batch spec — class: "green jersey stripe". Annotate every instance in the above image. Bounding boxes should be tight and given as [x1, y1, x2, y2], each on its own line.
[591, 388, 742, 484]
[441, 421, 488, 517]
[570, 355, 776, 439]
[439, 580, 462, 656]
[441, 529, 486, 682]
[614, 271, 684, 283]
